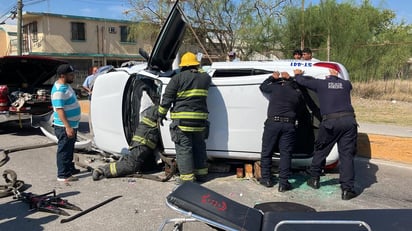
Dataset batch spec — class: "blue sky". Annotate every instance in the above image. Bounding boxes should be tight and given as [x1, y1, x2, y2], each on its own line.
[310, 0, 412, 24]
[0, 0, 130, 23]
[1, 0, 411, 24]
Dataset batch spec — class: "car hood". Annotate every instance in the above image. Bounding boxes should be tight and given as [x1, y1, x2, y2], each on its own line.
[0, 55, 67, 88]
[147, 0, 187, 72]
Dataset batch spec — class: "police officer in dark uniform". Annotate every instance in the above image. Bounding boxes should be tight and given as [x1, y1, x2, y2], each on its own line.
[92, 105, 159, 180]
[259, 71, 305, 192]
[158, 52, 211, 184]
[294, 68, 358, 200]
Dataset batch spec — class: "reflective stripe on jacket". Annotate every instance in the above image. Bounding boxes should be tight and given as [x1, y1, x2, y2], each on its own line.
[159, 69, 211, 131]
[130, 106, 159, 150]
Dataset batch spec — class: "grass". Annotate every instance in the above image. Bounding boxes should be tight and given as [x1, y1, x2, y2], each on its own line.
[352, 79, 412, 126]
[352, 79, 412, 102]
[352, 97, 412, 126]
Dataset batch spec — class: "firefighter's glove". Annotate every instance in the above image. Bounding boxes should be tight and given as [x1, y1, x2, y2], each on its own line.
[158, 115, 166, 126]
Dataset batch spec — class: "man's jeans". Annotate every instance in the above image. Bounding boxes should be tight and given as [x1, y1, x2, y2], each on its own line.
[54, 126, 77, 178]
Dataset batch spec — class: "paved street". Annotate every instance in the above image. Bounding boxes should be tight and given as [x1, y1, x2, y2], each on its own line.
[358, 122, 412, 138]
[1, 121, 412, 231]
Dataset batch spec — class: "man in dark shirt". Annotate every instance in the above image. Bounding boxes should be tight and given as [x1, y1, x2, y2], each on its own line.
[294, 68, 358, 200]
[259, 71, 305, 192]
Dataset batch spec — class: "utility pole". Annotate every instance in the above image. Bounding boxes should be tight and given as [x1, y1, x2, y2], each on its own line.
[17, 0, 23, 55]
[326, 30, 330, 61]
[300, 0, 305, 50]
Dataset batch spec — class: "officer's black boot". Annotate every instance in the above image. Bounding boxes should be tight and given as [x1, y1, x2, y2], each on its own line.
[342, 189, 358, 200]
[278, 181, 293, 192]
[307, 177, 320, 189]
[259, 178, 274, 188]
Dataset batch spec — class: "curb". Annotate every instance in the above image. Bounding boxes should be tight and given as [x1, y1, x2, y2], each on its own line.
[357, 133, 412, 164]
[79, 100, 412, 165]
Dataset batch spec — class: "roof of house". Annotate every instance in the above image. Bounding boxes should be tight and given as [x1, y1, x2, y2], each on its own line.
[23, 11, 136, 24]
[0, 24, 17, 33]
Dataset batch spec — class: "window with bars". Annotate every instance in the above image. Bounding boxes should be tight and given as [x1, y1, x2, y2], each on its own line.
[23, 21, 38, 42]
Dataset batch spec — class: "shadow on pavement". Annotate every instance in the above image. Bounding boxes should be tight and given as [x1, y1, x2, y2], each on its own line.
[0, 198, 59, 231]
[355, 158, 378, 194]
[0, 120, 43, 136]
[0, 189, 82, 230]
[357, 132, 372, 159]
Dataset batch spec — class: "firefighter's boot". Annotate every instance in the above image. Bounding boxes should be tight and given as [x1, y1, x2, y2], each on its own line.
[92, 167, 105, 181]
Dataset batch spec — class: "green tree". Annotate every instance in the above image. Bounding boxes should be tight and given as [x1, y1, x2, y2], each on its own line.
[281, 0, 411, 81]
[126, 0, 291, 60]
[124, 0, 411, 80]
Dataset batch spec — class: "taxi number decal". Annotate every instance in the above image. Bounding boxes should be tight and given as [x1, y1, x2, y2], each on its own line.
[290, 62, 312, 67]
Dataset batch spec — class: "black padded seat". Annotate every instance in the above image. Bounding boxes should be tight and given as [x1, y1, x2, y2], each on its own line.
[165, 182, 412, 231]
[254, 202, 316, 213]
[167, 182, 263, 231]
[261, 209, 412, 231]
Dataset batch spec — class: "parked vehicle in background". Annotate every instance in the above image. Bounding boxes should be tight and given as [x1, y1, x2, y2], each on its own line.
[0, 55, 67, 124]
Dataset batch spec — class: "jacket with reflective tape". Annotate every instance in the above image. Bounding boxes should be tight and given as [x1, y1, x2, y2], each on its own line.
[159, 69, 211, 131]
[131, 106, 159, 150]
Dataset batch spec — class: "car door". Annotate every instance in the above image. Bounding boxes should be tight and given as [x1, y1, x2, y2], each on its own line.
[92, 70, 162, 154]
[91, 1, 185, 154]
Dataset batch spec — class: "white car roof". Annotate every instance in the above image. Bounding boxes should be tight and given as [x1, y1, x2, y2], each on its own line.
[211, 60, 296, 70]
[209, 60, 349, 80]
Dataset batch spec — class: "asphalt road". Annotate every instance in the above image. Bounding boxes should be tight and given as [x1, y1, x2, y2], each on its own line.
[1, 121, 412, 231]
[358, 122, 412, 138]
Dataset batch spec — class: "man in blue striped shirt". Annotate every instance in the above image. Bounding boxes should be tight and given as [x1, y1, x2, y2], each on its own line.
[51, 64, 81, 182]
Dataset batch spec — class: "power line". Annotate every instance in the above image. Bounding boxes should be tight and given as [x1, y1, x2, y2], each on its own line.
[0, 3, 17, 21]
[1, 0, 45, 22]
[25, 0, 47, 6]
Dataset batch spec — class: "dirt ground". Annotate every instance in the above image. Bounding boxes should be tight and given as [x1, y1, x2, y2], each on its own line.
[352, 96, 412, 164]
[357, 133, 412, 164]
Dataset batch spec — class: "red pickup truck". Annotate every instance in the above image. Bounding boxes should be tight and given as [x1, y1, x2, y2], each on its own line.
[0, 55, 67, 124]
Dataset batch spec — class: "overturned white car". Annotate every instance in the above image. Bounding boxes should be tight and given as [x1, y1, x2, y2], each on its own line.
[86, 2, 352, 169]
[37, 2, 350, 169]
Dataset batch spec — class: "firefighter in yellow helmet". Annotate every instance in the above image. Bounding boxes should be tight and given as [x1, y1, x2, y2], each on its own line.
[158, 52, 211, 184]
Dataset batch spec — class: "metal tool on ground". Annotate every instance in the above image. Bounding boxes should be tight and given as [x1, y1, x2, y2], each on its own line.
[0, 169, 26, 198]
[13, 189, 82, 216]
[144, 124, 177, 182]
[0, 142, 57, 167]
[60, 195, 122, 223]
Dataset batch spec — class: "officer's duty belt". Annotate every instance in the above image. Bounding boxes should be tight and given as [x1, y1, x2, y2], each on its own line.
[322, 111, 355, 121]
[269, 116, 295, 124]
